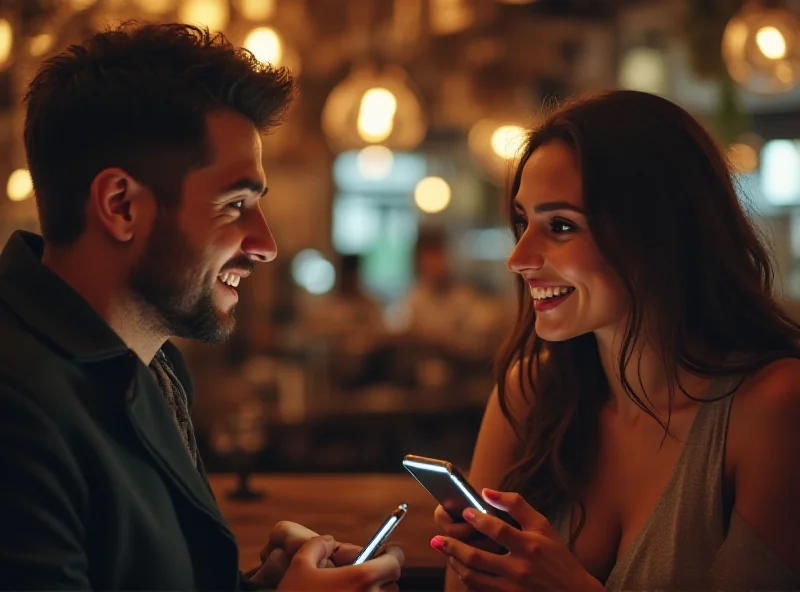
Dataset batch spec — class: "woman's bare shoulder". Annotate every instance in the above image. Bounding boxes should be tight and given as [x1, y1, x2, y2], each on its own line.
[734, 356, 800, 411]
[726, 356, 800, 574]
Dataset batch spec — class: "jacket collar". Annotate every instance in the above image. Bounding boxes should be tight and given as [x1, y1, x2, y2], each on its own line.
[0, 231, 234, 546]
[0, 230, 130, 362]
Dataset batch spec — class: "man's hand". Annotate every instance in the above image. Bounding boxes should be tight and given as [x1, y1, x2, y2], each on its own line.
[244, 521, 402, 589]
[246, 521, 323, 587]
[278, 536, 404, 591]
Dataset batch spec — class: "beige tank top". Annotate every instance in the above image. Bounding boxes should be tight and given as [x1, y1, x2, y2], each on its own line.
[552, 375, 800, 591]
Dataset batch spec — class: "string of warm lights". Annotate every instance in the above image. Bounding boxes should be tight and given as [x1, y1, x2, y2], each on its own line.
[2, 0, 799, 209]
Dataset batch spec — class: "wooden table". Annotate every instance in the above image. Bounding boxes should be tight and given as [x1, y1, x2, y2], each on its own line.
[209, 473, 447, 574]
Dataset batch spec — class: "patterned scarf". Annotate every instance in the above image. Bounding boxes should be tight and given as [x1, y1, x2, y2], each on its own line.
[149, 349, 198, 469]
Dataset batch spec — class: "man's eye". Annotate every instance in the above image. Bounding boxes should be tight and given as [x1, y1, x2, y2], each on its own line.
[228, 200, 245, 210]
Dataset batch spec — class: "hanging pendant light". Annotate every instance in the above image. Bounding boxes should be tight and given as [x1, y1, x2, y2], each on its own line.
[321, 64, 427, 153]
[178, 0, 230, 32]
[468, 115, 529, 185]
[721, 0, 800, 94]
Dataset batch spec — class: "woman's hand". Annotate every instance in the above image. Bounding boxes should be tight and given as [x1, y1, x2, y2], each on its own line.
[431, 489, 603, 592]
[433, 504, 505, 554]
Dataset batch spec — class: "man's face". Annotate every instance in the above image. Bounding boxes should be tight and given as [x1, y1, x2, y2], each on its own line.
[129, 110, 277, 342]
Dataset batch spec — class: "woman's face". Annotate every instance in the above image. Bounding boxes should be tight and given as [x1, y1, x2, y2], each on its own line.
[507, 140, 628, 342]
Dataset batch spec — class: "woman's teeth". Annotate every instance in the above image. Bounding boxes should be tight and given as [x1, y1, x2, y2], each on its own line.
[533, 286, 575, 301]
[219, 272, 241, 288]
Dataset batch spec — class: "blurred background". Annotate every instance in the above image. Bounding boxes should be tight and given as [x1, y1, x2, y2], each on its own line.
[2, 0, 800, 475]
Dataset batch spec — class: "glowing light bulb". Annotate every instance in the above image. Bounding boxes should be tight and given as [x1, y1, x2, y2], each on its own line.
[179, 0, 229, 31]
[244, 27, 283, 65]
[0, 19, 13, 69]
[727, 143, 759, 173]
[357, 88, 397, 143]
[722, 3, 800, 94]
[490, 125, 526, 159]
[132, 0, 176, 15]
[755, 26, 787, 60]
[7, 169, 33, 202]
[414, 176, 451, 214]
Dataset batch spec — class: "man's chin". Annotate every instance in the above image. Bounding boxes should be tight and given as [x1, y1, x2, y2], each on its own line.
[196, 311, 236, 343]
[168, 306, 237, 344]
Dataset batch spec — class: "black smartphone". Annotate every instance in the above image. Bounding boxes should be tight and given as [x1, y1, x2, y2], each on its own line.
[352, 503, 408, 565]
[402, 454, 520, 528]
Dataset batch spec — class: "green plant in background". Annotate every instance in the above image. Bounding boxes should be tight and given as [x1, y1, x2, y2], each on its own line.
[684, 0, 750, 145]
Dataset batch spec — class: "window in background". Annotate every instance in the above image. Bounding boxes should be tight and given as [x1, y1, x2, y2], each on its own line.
[331, 150, 427, 302]
[457, 228, 516, 261]
[737, 139, 800, 302]
[761, 139, 800, 206]
[618, 46, 669, 95]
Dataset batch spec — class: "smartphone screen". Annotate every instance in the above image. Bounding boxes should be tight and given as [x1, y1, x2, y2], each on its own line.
[402, 454, 521, 529]
[353, 503, 408, 565]
[402, 455, 489, 518]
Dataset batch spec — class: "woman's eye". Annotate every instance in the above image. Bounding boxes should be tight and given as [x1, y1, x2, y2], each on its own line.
[513, 216, 528, 236]
[551, 218, 576, 234]
[228, 200, 245, 210]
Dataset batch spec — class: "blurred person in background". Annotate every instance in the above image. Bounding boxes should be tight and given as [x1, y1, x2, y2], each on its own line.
[302, 254, 385, 339]
[432, 91, 800, 591]
[0, 22, 402, 591]
[392, 227, 496, 358]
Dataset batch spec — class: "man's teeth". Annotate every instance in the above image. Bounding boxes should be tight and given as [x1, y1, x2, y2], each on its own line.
[219, 272, 241, 288]
[533, 286, 575, 301]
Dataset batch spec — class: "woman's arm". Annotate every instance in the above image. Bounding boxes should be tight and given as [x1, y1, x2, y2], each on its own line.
[444, 367, 531, 592]
[712, 358, 800, 588]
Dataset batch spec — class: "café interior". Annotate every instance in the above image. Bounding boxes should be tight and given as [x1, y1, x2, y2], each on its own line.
[2, 0, 800, 588]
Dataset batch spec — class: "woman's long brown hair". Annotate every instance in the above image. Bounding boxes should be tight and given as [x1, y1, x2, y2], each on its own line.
[495, 90, 800, 545]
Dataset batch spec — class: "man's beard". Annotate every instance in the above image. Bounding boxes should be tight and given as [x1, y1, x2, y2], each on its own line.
[129, 209, 235, 343]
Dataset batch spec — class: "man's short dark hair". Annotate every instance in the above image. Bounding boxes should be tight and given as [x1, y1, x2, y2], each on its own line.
[24, 22, 295, 246]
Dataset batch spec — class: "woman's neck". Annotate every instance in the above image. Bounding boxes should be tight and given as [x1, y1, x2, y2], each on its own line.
[593, 326, 709, 422]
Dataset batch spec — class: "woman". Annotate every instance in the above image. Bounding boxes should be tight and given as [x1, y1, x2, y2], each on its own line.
[432, 90, 800, 591]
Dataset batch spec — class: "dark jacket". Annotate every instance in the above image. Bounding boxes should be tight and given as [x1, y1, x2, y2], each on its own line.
[0, 231, 247, 590]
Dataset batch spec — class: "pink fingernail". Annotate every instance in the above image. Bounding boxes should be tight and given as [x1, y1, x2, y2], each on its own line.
[463, 508, 477, 522]
[483, 488, 500, 500]
[430, 536, 445, 552]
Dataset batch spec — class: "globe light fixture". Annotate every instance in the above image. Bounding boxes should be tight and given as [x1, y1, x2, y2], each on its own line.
[468, 117, 529, 185]
[721, 1, 800, 94]
[321, 65, 427, 153]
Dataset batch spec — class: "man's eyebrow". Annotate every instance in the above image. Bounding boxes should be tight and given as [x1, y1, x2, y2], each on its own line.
[219, 178, 268, 198]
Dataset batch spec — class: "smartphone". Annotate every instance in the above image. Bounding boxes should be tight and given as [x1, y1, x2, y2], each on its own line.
[402, 454, 520, 528]
[352, 503, 408, 565]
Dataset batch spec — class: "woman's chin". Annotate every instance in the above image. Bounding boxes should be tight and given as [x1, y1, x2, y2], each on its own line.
[535, 322, 581, 343]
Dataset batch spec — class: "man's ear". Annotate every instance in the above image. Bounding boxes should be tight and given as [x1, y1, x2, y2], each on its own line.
[89, 168, 153, 243]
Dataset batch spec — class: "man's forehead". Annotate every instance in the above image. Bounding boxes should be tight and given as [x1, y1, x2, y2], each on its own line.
[215, 163, 267, 191]
[205, 111, 262, 158]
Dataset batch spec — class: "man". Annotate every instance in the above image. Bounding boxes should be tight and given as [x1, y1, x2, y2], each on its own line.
[392, 227, 491, 356]
[0, 22, 403, 590]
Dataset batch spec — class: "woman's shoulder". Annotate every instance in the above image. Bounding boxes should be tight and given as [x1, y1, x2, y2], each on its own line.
[726, 355, 800, 480]
[734, 356, 800, 412]
[725, 356, 800, 575]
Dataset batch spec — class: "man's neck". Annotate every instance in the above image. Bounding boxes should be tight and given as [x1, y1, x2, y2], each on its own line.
[42, 243, 165, 365]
